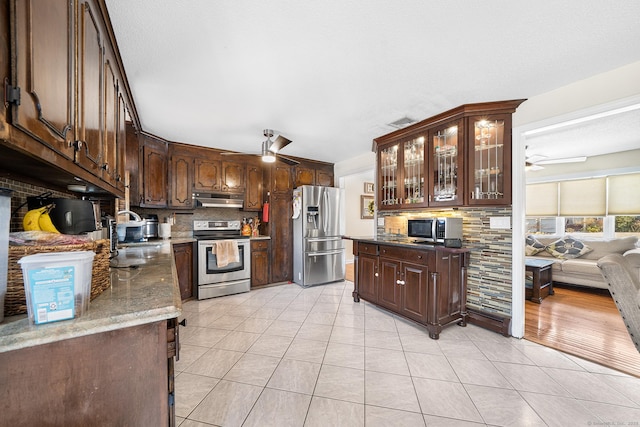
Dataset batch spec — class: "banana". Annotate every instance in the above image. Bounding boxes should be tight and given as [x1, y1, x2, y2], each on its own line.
[23, 206, 47, 231]
[38, 208, 60, 233]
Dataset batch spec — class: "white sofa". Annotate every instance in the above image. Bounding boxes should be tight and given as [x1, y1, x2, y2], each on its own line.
[525, 235, 640, 289]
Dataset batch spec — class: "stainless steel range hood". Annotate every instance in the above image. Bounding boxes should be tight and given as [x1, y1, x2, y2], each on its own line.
[193, 192, 244, 208]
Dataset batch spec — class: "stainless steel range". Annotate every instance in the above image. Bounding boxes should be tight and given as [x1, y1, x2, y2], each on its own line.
[194, 220, 251, 300]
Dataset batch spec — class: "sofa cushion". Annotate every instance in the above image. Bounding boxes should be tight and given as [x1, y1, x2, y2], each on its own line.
[581, 236, 638, 260]
[525, 235, 547, 256]
[546, 236, 593, 259]
[560, 258, 602, 277]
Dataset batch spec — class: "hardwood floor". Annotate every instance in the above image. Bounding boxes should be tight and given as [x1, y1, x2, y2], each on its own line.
[346, 262, 354, 283]
[348, 261, 639, 376]
[525, 284, 640, 377]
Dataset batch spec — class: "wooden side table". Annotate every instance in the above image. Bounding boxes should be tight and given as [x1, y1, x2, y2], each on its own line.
[525, 258, 555, 303]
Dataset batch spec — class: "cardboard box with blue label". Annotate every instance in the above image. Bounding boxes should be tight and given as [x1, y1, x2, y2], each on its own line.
[18, 251, 95, 325]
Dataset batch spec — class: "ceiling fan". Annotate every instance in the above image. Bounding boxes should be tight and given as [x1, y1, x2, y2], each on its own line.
[525, 146, 587, 171]
[221, 129, 299, 165]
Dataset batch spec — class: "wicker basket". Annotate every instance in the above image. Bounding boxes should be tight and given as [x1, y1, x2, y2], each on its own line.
[5, 239, 111, 317]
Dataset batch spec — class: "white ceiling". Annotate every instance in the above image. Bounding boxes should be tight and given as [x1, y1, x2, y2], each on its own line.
[105, 0, 640, 164]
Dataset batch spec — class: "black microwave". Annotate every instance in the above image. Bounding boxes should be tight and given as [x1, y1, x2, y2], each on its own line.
[408, 217, 463, 243]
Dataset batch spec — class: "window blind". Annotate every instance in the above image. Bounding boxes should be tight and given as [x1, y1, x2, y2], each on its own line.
[608, 173, 640, 215]
[526, 182, 558, 216]
[559, 178, 606, 216]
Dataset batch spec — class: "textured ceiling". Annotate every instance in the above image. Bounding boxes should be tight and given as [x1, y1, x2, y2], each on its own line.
[105, 0, 640, 164]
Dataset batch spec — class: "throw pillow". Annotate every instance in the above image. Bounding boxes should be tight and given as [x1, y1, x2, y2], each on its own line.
[525, 235, 546, 256]
[546, 236, 593, 259]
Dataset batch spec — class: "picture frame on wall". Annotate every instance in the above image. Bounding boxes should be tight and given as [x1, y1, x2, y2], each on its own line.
[361, 195, 374, 219]
[364, 182, 374, 194]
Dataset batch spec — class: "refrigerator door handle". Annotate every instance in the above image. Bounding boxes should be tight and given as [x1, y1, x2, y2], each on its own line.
[323, 190, 329, 233]
[307, 249, 344, 257]
[306, 237, 342, 242]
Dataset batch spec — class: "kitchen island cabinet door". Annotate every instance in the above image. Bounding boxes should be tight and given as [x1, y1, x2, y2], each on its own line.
[400, 262, 429, 323]
[0, 320, 176, 426]
[356, 253, 378, 302]
[378, 258, 402, 312]
[432, 250, 468, 327]
[10, 0, 76, 160]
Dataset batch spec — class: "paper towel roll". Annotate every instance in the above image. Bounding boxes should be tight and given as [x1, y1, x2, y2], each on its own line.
[159, 223, 171, 239]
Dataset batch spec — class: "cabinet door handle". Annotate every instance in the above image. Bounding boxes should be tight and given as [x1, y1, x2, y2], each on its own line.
[417, 255, 422, 259]
[374, 273, 379, 277]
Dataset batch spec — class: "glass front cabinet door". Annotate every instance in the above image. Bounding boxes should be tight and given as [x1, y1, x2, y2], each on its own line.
[378, 141, 400, 208]
[378, 135, 427, 210]
[428, 120, 463, 207]
[467, 114, 512, 206]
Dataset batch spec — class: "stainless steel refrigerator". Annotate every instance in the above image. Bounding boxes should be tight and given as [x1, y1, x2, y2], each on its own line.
[293, 185, 345, 287]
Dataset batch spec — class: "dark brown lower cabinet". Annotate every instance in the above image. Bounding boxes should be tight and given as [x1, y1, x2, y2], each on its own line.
[0, 319, 179, 426]
[251, 239, 270, 287]
[173, 242, 194, 300]
[353, 241, 468, 339]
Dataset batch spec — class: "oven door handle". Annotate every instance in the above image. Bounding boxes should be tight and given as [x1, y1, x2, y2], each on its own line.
[306, 249, 344, 257]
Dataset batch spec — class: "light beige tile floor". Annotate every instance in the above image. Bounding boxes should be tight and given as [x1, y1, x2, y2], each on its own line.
[175, 281, 640, 426]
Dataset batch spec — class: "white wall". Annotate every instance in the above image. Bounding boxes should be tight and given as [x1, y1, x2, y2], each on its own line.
[514, 61, 640, 128]
[340, 169, 375, 263]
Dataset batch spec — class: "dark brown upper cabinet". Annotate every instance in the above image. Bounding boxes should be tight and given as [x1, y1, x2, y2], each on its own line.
[9, 0, 76, 161]
[6, 0, 131, 197]
[374, 99, 525, 210]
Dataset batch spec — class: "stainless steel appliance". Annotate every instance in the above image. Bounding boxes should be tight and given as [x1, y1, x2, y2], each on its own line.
[193, 192, 244, 208]
[27, 197, 98, 234]
[194, 220, 251, 299]
[292, 185, 345, 287]
[116, 210, 146, 243]
[407, 217, 463, 243]
[102, 216, 118, 254]
[141, 214, 159, 239]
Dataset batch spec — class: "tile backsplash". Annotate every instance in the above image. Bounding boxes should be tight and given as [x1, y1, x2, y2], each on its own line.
[0, 177, 75, 232]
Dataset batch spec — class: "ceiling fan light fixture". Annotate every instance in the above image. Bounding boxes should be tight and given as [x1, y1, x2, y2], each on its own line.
[261, 140, 276, 163]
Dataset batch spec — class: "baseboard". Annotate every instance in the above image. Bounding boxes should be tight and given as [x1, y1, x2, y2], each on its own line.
[466, 307, 511, 337]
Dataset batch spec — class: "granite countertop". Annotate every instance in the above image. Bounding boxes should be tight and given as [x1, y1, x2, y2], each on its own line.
[344, 235, 470, 252]
[0, 241, 183, 353]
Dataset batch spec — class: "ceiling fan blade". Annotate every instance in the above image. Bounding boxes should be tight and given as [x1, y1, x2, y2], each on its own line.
[277, 154, 299, 165]
[525, 162, 545, 171]
[220, 151, 258, 157]
[269, 135, 292, 153]
[535, 156, 587, 165]
[525, 154, 548, 164]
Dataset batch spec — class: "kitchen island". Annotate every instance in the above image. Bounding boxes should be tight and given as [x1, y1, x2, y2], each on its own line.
[347, 236, 469, 339]
[0, 240, 183, 426]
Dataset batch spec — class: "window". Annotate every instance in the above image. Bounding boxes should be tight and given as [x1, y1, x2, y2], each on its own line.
[565, 217, 603, 234]
[615, 215, 640, 235]
[526, 217, 557, 235]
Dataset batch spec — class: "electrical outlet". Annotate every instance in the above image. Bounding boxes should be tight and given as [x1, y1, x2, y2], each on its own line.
[489, 217, 511, 229]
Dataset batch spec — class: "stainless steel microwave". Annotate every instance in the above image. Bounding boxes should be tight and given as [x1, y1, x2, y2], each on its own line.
[407, 217, 463, 243]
